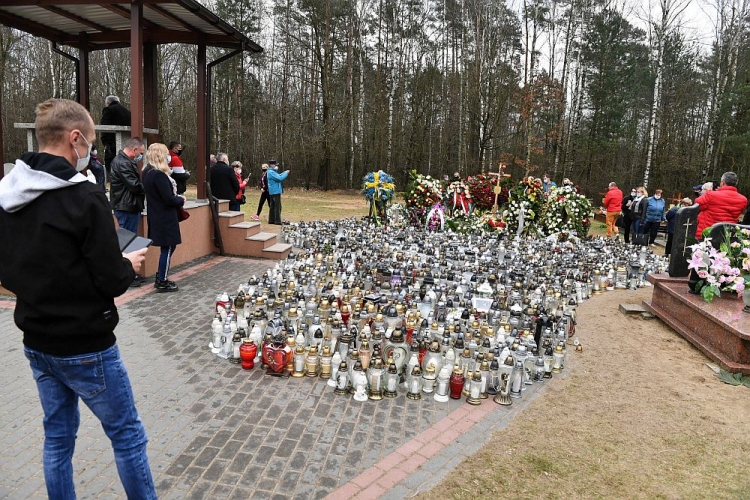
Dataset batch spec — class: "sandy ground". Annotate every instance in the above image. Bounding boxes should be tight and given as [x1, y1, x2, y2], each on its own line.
[421, 286, 750, 500]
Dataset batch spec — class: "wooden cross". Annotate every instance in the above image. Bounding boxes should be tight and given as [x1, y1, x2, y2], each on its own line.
[671, 192, 682, 208]
[682, 218, 694, 256]
[488, 162, 511, 213]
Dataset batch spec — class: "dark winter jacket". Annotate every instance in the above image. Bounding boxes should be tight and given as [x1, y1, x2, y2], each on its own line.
[171, 170, 190, 195]
[209, 161, 240, 201]
[630, 195, 647, 220]
[0, 152, 135, 356]
[666, 205, 679, 234]
[100, 101, 131, 151]
[110, 150, 145, 213]
[143, 165, 184, 247]
[621, 193, 635, 218]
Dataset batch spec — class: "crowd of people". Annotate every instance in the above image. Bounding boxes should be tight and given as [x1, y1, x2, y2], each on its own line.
[601, 172, 748, 254]
[0, 97, 294, 498]
[75, 96, 292, 292]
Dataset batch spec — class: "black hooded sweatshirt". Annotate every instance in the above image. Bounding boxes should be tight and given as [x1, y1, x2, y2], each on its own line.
[0, 152, 134, 356]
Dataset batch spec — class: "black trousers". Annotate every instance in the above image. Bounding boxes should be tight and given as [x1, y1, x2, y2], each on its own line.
[622, 215, 632, 243]
[256, 190, 271, 216]
[269, 194, 282, 225]
[643, 221, 660, 245]
[665, 232, 674, 256]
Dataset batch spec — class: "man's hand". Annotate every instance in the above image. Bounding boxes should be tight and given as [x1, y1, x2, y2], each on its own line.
[124, 248, 148, 273]
[284, 170, 290, 175]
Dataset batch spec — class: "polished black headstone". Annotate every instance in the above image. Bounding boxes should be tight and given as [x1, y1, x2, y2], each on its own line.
[668, 204, 700, 277]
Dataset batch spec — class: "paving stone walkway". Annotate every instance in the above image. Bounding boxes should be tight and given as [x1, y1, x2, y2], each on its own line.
[0, 256, 556, 499]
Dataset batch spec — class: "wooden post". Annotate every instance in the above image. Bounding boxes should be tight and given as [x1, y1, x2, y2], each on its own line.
[196, 41, 207, 199]
[78, 33, 90, 110]
[143, 42, 159, 144]
[130, 1, 144, 147]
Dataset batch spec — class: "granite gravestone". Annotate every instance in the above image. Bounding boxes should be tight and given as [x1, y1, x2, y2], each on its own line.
[668, 204, 700, 277]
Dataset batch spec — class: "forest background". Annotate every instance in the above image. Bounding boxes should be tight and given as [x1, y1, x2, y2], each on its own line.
[0, 0, 748, 199]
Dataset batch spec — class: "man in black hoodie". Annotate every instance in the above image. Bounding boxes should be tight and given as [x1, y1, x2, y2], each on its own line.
[0, 99, 156, 499]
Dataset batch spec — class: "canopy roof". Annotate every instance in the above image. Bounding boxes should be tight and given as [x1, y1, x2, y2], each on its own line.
[0, 0, 263, 52]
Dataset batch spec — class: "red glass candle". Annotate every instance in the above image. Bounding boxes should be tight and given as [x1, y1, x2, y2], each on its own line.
[239, 340, 257, 370]
[418, 341, 427, 367]
[449, 368, 465, 399]
[341, 306, 351, 328]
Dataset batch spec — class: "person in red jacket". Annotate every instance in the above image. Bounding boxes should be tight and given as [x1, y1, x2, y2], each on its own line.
[694, 171, 748, 239]
[602, 182, 623, 238]
[231, 161, 250, 211]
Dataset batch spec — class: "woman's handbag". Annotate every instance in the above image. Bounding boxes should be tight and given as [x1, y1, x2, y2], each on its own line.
[616, 214, 624, 228]
[178, 207, 190, 222]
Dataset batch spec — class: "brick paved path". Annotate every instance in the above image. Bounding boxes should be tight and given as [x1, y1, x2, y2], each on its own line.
[0, 257, 553, 499]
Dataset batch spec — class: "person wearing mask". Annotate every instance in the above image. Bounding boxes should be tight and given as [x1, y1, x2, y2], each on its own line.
[88, 143, 106, 190]
[110, 137, 146, 288]
[142, 143, 186, 292]
[99, 95, 131, 176]
[630, 187, 648, 237]
[542, 174, 556, 193]
[641, 189, 667, 245]
[110, 137, 146, 234]
[231, 161, 250, 211]
[168, 141, 190, 195]
[694, 172, 748, 239]
[666, 198, 692, 256]
[621, 187, 637, 244]
[253, 163, 270, 221]
[602, 182, 623, 239]
[0, 98, 155, 499]
[266, 160, 289, 225]
[209, 152, 239, 204]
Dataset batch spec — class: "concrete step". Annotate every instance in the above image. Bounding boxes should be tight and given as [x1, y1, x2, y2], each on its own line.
[244, 232, 278, 253]
[217, 211, 246, 231]
[229, 221, 260, 229]
[262, 243, 293, 259]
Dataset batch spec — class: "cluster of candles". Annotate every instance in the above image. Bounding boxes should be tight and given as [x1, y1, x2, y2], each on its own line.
[208, 219, 667, 406]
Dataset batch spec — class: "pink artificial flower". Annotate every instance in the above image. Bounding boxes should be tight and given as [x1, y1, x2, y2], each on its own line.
[688, 253, 706, 271]
[737, 282, 745, 293]
[697, 270, 709, 279]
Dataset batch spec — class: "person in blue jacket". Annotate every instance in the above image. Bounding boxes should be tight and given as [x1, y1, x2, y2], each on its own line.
[641, 188, 667, 245]
[266, 160, 289, 225]
[665, 197, 691, 256]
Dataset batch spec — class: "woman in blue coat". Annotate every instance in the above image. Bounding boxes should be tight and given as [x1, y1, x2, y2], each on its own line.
[143, 143, 186, 292]
[641, 188, 666, 245]
[266, 161, 289, 225]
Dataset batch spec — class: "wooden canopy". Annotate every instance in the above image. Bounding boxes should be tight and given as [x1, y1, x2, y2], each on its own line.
[0, 0, 262, 198]
[0, 0, 263, 52]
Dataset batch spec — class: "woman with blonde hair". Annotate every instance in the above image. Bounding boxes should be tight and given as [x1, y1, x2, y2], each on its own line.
[143, 143, 186, 292]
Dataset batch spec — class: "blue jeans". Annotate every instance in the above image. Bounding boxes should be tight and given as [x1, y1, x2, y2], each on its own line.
[229, 200, 241, 211]
[114, 210, 141, 234]
[24, 345, 156, 500]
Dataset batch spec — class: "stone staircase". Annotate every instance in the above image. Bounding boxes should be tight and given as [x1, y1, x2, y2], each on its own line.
[216, 210, 292, 260]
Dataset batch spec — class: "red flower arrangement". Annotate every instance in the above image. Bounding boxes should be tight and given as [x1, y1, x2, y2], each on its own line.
[467, 174, 511, 211]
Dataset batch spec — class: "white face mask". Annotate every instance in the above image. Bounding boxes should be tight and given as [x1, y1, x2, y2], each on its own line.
[74, 134, 92, 172]
[631, 191, 636, 196]
[167, 155, 172, 164]
[654, 195, 661, 200]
